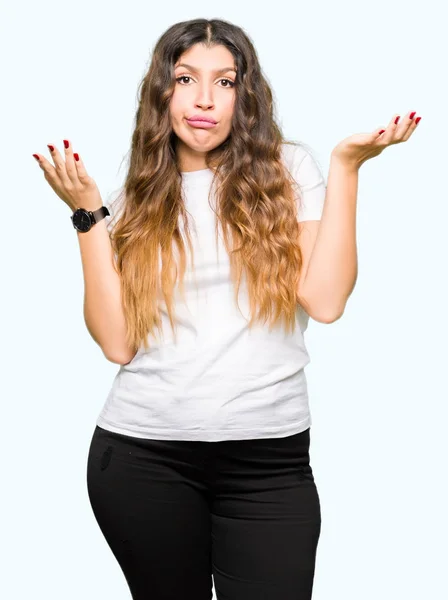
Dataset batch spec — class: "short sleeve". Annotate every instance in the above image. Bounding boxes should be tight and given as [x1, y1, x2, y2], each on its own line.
[104, 189, 125, 236]
[103, 191, 125, 265]
[283, 143, 327, 222]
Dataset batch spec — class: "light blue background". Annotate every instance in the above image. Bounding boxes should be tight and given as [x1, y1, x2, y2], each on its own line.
[2, 0, 447, 598]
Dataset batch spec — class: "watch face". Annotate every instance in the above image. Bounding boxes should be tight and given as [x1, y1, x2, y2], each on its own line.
[72, 209, 92, 232]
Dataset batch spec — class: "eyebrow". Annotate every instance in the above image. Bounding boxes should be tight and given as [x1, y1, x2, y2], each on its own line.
[174, 63, 237, 75]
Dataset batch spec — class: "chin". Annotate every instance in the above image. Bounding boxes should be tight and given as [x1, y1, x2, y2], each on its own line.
[182, 134, 218, 151]
[190, 139, 218, 151]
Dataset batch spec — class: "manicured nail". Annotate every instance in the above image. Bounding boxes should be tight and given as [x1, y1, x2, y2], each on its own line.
[415, 116, 421, 125]
[47, 144, 54, 152]
[63, 139, 69, 149]
[74, 153, 79, 161]
[409, 111, 416, 119]
[394, 116, 400, 125]
[379, 129, 386, 135]
[32, 154, 40, 161]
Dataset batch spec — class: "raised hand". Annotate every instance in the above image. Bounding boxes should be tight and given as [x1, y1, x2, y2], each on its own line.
[32, 140, 103, 212]
[331, 110, 422, 171]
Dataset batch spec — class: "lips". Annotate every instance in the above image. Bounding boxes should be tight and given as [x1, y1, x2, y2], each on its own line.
[186, 116, 217, 124]
[185, 117, 217, 129]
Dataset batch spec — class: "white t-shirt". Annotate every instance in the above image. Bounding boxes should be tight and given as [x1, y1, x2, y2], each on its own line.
[96, 142, 327, 441]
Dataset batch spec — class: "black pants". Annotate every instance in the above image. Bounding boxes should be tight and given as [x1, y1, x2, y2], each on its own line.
[87, 424, 321, 600]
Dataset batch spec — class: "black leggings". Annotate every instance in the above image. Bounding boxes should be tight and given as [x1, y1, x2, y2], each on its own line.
[87, 425, 321, 600]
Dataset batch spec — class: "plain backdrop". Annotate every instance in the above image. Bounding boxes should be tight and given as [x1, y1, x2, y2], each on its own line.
[2, 1, 447, 598]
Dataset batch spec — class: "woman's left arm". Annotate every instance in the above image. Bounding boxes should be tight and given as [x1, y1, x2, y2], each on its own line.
[298, 156, 359, 322]
[299, 110, 421, 321]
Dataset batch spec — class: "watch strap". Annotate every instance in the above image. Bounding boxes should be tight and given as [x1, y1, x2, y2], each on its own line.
[91, 206, 110, 223]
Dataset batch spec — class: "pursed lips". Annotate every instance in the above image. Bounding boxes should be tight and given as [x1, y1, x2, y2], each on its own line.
[186, 115, 217, 124]
[185, 117, 217, 128]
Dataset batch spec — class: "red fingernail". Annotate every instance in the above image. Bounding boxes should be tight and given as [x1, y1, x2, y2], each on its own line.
[63, 139, 69, 149]
[74, 153, 79, 161]
[33, 154, 40, 161]
[379, 129, 386, 135]
[394, 116, 400, 125]
[47, 144, 54, 152]
[409, 111, 416, 119]
[415, 116, 421, 125]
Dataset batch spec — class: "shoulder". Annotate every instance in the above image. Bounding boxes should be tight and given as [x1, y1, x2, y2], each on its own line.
[281, 141, 322, 171]
[280, 141, 308, 165]
[280, 141, 326, 188]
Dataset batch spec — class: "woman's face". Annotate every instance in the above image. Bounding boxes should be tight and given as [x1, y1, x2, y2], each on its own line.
[170, 43, 237, 172]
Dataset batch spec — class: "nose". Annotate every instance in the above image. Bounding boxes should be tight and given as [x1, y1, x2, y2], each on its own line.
[194, 84, 214, 110]
[195, 99, 214, 110]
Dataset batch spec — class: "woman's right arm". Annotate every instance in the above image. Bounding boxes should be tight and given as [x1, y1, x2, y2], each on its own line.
[33, 140, 137, 365]
[77, 217, 137, 365]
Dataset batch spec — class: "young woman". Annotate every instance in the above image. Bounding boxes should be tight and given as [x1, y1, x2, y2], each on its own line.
[32, 17, 420, 600]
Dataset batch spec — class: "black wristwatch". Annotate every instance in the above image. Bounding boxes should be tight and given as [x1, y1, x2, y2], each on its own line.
[71, 206, 110, 233]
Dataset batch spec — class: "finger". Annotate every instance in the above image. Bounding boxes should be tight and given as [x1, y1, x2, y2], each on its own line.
[377, 113, 400, 145]
[395, 110, 417, 140]
[32, 152, 60, 184]
[72, 151, 91, 183]
[62, 139, 79, 185]
[402, 114, 420, 142]
[47, 143, 73, 188]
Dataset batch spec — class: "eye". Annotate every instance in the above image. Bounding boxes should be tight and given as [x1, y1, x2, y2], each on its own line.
[175, 75, 235, 88]
[175, 75, 193, 85]
[219, 78, 235, 88]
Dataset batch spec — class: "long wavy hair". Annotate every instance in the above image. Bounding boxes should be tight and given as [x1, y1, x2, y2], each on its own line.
[108, 18, 309, 353]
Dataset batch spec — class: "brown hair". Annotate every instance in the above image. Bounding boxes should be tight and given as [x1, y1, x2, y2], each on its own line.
[108, 18, 307, 352]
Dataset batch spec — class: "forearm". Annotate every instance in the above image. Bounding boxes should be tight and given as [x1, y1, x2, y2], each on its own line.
[77, 218, 135, 364]
[301, 154, 359, 320]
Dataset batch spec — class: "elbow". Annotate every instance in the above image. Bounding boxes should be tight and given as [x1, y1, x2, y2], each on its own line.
[312, 309, 344, 324]
[302, 298, 346, 324]
[120, 351, 138, 365]
[104, 347, 138, 365]
[103, 351, 125, 365]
